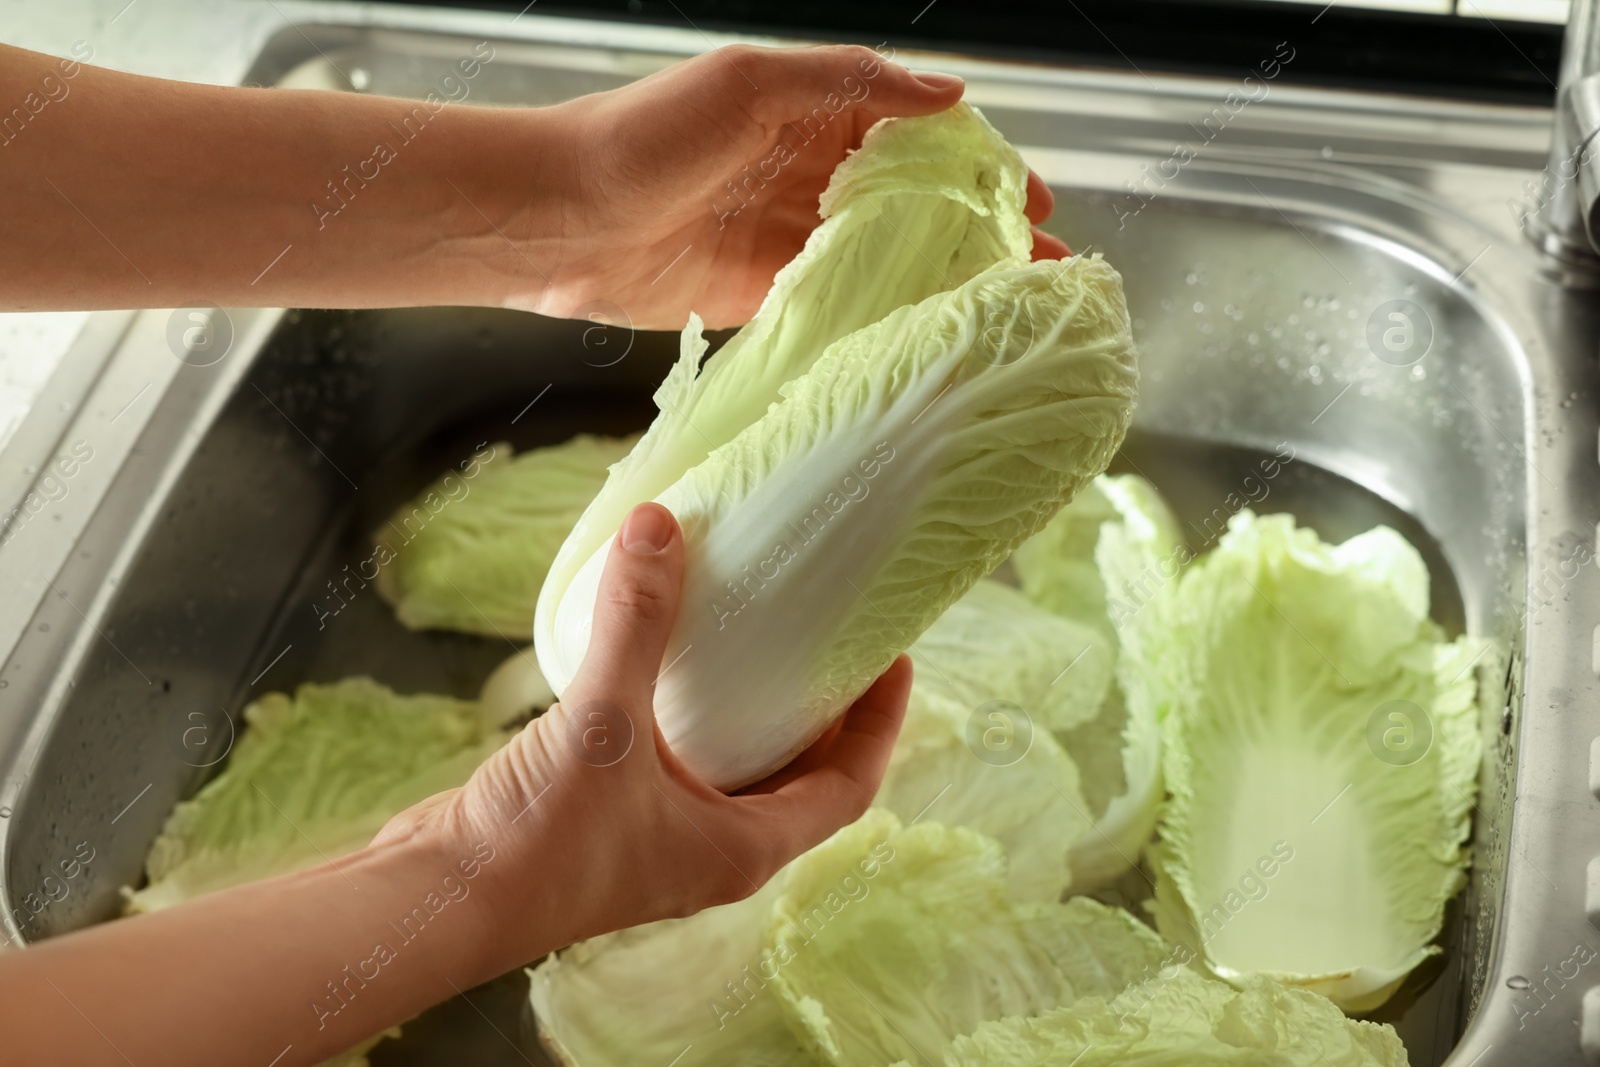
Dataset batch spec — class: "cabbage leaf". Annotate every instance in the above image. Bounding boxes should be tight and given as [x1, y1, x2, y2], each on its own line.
[1009, 474, 1184, 888]
[766, 811, 1170, 1065]
[126, 678, 506, 913]
[945, 966, 1407, 1066]
[374, 434, 634, 637]
[908, 578, 1112, 733]
[874, 578, 1109, 901]
[478, 647, 556, 727]
[529, 873, 813, 1067]
[1014, 474, 1184, 639]
[1131, 511, 1481, 1011]
[876, 687, 1092, 903]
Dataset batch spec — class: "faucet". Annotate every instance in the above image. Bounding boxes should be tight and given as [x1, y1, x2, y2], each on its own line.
[1529, 0, 1600, 267]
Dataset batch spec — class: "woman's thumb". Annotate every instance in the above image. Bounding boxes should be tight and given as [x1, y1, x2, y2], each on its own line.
[571, 502, 685, 707]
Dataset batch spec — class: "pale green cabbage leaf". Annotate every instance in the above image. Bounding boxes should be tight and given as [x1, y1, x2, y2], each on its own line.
[374, 434, 635, 638]
[766, 811, 1171, 1066]
[1013, 477, 1125, 634]
[125, 678, 506, 914]
[945, 966, 1407, 1066]
[536, 106, 1137, 790]
[1131, 510, 1481, 1011]
[908, 578, 1113, 732]
[1014, 474, 1184, 639]
[875, 578, 1109, 902]
[876, 687, 1092, 903]
[1011, 474, 1185, 889]
[529, 871, 814, 1067]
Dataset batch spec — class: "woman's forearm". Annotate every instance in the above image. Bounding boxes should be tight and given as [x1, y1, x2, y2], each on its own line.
[0, 826, 530, 1067]
[0, 42, 569, 312]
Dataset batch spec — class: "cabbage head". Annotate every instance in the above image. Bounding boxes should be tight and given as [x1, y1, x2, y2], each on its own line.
[535, 104, 1138, 788]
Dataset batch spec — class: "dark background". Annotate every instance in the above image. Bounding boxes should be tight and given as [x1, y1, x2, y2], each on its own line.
[390, 0, 1564, 104]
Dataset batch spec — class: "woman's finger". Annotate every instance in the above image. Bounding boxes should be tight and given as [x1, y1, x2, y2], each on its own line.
[566, 502, 685, 711]
[1032, 228, 1072, 261]
[730, 44, 964, 124]
[737, 717, 846, 797]
[1025, 169, 1055, 225]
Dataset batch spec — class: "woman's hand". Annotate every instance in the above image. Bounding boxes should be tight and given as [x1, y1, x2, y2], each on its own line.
[0, 42, 1063, 318]
[376, 501, 912, 972]
[528, 44, 1068, 329]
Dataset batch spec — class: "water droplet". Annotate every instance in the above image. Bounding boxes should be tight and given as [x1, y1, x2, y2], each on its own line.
[1192, 302, 1205, 314]
[1410, 365, 1427, 381]
[1321, 145, 1334, 159]
[0, 806, 10, 818]
[37, 623, 49, 633]
[1507, 975, 1531, 989]
[1185, 273, 1199, 286]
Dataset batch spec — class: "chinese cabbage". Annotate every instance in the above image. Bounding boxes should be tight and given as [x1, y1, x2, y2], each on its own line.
[536, 101, 1035, 671]
[536, 106, 1137, 790]
[544, 257, 1136, 789]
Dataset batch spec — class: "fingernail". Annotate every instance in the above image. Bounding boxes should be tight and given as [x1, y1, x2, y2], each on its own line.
[621, 503, 673, 555]
[911, 70, 963, 91]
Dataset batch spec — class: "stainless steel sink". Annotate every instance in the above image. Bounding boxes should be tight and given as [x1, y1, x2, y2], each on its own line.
[2, 13, 1598, 1067]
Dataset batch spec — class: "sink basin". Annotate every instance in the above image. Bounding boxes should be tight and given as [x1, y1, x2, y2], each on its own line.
[2, 14, 1597, 1067]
